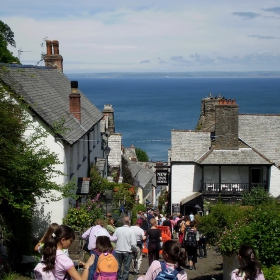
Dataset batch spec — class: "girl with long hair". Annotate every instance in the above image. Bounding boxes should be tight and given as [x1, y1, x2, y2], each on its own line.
[231, 244, 265, 280]
[137, 240, 187, 280]
[34, 223, 59, 253]
[42, 225, 95, 280]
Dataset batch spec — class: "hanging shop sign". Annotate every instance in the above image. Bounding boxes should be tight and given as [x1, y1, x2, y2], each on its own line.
[156, 170, 168, 185]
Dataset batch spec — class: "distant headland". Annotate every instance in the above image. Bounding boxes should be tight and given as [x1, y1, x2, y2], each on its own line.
[66, 71, 280, 79]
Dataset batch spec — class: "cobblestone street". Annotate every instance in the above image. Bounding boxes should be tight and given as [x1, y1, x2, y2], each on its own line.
[128, 246, 223, 280]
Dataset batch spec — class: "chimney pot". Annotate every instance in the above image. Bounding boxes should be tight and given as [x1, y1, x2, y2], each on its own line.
[46, 40, 52, 55]
[53, 40, 59, 55]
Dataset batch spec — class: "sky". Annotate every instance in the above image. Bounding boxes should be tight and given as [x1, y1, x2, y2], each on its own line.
[2, 0, 280, 73]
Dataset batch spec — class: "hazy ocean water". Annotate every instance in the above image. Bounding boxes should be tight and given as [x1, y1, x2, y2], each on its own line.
[70, 77, 280, 161]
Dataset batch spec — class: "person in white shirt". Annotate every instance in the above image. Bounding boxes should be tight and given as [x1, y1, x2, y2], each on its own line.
[130, 219, 146, 274]
[82, 219, 117, 280]
[113, 216, 137, 280]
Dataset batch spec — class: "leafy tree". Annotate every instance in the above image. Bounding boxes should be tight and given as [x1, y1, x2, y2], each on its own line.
[122, 157, 134, 184]
[0, 20, 19, 63]
[135, 147, 149, 162]
[0, 84, 75, 266]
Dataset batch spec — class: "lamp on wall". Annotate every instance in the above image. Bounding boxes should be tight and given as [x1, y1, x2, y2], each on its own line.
[104, 146, 111, 178]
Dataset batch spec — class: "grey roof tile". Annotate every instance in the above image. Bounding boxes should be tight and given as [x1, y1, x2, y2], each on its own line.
[239, 114, 280, 166]
[196, 148, 272, 165]
[171, 130, 211, 162]
[0, 64, 103, 144]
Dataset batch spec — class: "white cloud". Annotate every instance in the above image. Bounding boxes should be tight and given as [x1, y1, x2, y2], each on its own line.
[2, 0, 280, 72]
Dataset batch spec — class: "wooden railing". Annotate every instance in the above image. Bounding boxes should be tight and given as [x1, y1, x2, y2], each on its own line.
[203, 183, 267, 194]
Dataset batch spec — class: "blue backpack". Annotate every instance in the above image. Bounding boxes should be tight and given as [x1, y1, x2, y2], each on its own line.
[155, 261, 183, 280]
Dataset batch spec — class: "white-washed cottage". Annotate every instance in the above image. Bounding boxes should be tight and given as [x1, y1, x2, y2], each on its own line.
[170, 95, 280, 215]
[0, 40, 104, 234]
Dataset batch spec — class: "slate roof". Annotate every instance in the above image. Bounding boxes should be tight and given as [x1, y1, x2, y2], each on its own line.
[239, 114, 280, 167]
[127, 161, 155, 189]
[196, 148, 272, 165]
[171, 130, 211, 162]
[0, 64, 103, 145]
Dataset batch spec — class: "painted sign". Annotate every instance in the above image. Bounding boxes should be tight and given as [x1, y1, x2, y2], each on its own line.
[172, 203, 180, 214]
[156, 170, 168, 185]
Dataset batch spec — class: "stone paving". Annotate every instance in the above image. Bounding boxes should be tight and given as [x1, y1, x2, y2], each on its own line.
[127, 246, 223, 280]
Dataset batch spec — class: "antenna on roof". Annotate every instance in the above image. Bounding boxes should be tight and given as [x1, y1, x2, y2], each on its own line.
[18, 48, 31, 62]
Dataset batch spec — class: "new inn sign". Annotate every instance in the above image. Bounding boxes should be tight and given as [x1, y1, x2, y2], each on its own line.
[156, 171, 168, 185]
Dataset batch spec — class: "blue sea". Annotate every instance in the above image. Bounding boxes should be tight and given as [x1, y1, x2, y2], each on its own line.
[67, 77, 280, 161]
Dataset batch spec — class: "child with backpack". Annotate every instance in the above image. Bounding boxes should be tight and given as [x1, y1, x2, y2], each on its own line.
[184, 221, 199, 270]
[34, 225, 95, 280]
[231, 244, 265, 280]
[137, 240, 187, 280]
[93, 235, 118, 280]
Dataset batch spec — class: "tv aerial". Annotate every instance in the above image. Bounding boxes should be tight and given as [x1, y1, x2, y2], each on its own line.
[18, 47, 31, 61]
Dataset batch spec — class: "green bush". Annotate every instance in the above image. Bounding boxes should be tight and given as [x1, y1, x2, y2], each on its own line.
[198, 199, 280, 267]
[63, 194, 104, 231]
[131, 204, 146, 224]
[197, 203, 251, 244]
[2, 273, 22, 280]
[262, 265, 280, 280]
[242, 186, 273, 206]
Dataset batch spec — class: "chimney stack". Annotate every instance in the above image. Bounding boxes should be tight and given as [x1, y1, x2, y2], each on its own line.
[103, 104, 115, 134]
[44, 40, 63, 72]
[215, 99, 239, 149]
[196, 93, 222, 131]
[69, 81, 81, 122]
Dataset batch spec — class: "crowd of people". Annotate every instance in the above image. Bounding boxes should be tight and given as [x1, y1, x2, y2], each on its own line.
[33, 210, 265, 280]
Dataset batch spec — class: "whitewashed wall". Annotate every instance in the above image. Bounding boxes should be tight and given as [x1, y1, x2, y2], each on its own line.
[269, 165, 280, 197]
[22, 108, 103, 234]
[171, 163, 195, 204]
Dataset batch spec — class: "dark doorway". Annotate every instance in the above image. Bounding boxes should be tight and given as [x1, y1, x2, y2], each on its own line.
[184, 205, 197, 216]
[251, 168, 261, 184]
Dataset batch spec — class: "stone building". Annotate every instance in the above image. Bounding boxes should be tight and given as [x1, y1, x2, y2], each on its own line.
[0, 40, 104, 235]
[169, 94, 280, 215]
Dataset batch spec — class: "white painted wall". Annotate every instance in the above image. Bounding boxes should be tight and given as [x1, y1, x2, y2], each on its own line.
[269, 165, 280, 197]
[22, 110, 103, 234]
[171, 163, 196, 204]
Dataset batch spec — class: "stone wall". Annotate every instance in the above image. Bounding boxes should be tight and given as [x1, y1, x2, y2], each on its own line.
[215, 104, 239, 149]
[196, 95, 221, 130]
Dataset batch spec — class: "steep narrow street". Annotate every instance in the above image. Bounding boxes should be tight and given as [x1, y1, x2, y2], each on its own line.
[129, 246, 223, 280]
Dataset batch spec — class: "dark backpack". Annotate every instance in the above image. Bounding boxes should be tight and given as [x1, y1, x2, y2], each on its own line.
[185, 230, 197, 248]
[155, 261, 182, 280]
[174, 220, 181, 232]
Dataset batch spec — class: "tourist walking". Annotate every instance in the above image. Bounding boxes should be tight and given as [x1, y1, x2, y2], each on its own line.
[189, 211, 194, 221]
[145, 218, 162, 266]
[107, 216, 117, 248]
[137, 240, 187, 280]
[184, 221, 199, 270]
[92, 236, 118, 280]
[35, 225, 95, 280]
[231, 244, 265, 280]
[113, 216, 136, 280]
[130, 219, 146, 274]
[162, 215, 172, 234]
[82, 219, 117, 280]
[34, 223, 60, 254]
